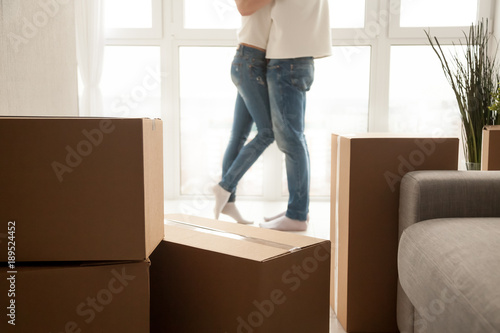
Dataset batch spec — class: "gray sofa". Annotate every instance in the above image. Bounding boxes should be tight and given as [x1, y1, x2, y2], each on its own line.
[397, 171, 500, 333]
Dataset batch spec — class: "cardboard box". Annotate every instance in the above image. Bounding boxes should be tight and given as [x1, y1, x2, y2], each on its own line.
[150, 214, 331, 333]
[330, 134, 459, 332]
[482, 125, 500, 170]
[0, 261, 150, 332]
[0, 117, 164, 262]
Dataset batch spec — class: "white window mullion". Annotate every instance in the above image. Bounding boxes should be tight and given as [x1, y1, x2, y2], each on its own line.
[163, 0, 178, 200]
[366, 0, 391, 132]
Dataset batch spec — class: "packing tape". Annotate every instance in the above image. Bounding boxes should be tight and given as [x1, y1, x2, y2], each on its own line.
[165, 219, 301, 252]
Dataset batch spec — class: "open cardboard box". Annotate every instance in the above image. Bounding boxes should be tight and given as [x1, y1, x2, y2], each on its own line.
[0, 117, 164, 262]
[150, 214, 331, 333]
[0, 261, 150, 332]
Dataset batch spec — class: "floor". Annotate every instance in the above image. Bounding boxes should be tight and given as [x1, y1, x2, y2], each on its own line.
[165, 199, 347, 333]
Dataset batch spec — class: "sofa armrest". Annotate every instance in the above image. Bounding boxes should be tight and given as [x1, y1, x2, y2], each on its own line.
[399, 170, 500, 238]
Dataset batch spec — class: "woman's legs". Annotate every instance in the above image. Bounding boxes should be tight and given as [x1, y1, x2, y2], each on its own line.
[214, 45, 274, 221]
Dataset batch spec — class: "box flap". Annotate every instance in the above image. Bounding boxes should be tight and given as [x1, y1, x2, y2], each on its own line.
[163, 214, 327, 262]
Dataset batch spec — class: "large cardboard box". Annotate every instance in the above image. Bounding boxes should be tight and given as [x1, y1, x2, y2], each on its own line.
[481, 125, 500, 170]
[151, 214, 331, 333]
[0, 261, 150, 332]
[330, 134, 459, 332]
[0, 117, 164, 262]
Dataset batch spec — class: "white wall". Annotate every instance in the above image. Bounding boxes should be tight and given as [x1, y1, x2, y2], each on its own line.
[0, 0, 78, 116]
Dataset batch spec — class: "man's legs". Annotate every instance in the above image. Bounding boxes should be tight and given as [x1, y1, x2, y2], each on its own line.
[262, 57, 314, 230]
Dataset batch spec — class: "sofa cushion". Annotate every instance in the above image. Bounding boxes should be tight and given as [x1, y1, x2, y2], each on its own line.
[398, 218, 500, 333]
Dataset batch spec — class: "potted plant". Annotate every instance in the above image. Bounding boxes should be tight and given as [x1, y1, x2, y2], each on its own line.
[426, 19, 500, 170]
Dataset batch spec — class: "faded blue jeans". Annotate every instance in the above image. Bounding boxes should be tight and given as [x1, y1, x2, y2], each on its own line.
[267, 57, 315, 221]
[219, 45, 274, 202]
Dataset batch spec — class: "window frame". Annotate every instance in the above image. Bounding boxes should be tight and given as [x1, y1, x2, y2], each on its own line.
[103, 0, 496, 200]
[105, 0, 163, 39]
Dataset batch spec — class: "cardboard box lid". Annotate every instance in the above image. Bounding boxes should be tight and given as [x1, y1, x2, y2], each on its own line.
[164, 214, 327, 262]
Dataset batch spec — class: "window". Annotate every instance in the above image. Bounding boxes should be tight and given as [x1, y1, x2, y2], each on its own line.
[102, 0, 494, 199]
[101, 46, 161, 118]
[389, 46, 462, 136]
[178, 47, 263, 196]
[105, 0, 153, 29]
[399, 0, 478, 27]
[330, 0, 366, 28]
[184, 0, 240, 29]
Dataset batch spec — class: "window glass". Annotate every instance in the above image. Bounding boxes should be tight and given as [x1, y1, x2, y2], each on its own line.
[283, 46, 371, 196]
[330, 0, 365, 28]
[184, 0, 240, 29]
[389, 45, 462, 137]
[100, 46, 161, 118]
[400, 0, 478, 27]
[104, 0, 153, 29]
[179, 47, 263, 196]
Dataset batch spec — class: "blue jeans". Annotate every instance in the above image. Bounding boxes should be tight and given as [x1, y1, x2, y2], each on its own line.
[220, 45, 274, 202]
[267, 57, 315, 221]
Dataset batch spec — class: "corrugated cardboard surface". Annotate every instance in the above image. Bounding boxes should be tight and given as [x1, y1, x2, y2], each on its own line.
[151, 214, 331, 333]
[0, 117, 164, 261]
[0, 261, 150, 332]
[482, 125, 500, 170]
[331, 134, 459, 332]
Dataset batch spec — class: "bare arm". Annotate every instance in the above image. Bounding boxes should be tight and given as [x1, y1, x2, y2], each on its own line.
[235, 0, 272, 16]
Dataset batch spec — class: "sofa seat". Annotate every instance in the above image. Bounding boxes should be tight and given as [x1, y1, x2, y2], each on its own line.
[398, 217, 500, 333]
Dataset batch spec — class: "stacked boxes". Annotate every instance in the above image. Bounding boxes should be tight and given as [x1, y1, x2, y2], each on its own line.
[0, 117, 332, 331]
[0, 117, 164, 332]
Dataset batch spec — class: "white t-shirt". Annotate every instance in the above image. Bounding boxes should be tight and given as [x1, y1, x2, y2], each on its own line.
[266, 0, 332, 59]
[237, 4, 272, 50]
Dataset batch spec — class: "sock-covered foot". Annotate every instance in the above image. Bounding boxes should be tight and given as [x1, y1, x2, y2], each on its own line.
[264, 211, 285, 222]
[259, 215, 308, 231]
[221, 202, 253, 224]
[212, 184, 231, 220]
[264, 211, 310, 222]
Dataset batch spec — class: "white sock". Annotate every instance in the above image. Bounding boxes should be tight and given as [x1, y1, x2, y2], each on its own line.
[212, 184, 231, 220]
[221, 202, 253, 224]
[264, 211, 310, 222]
[259, 215, 308, 232]
[264, 211, 285, 222]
